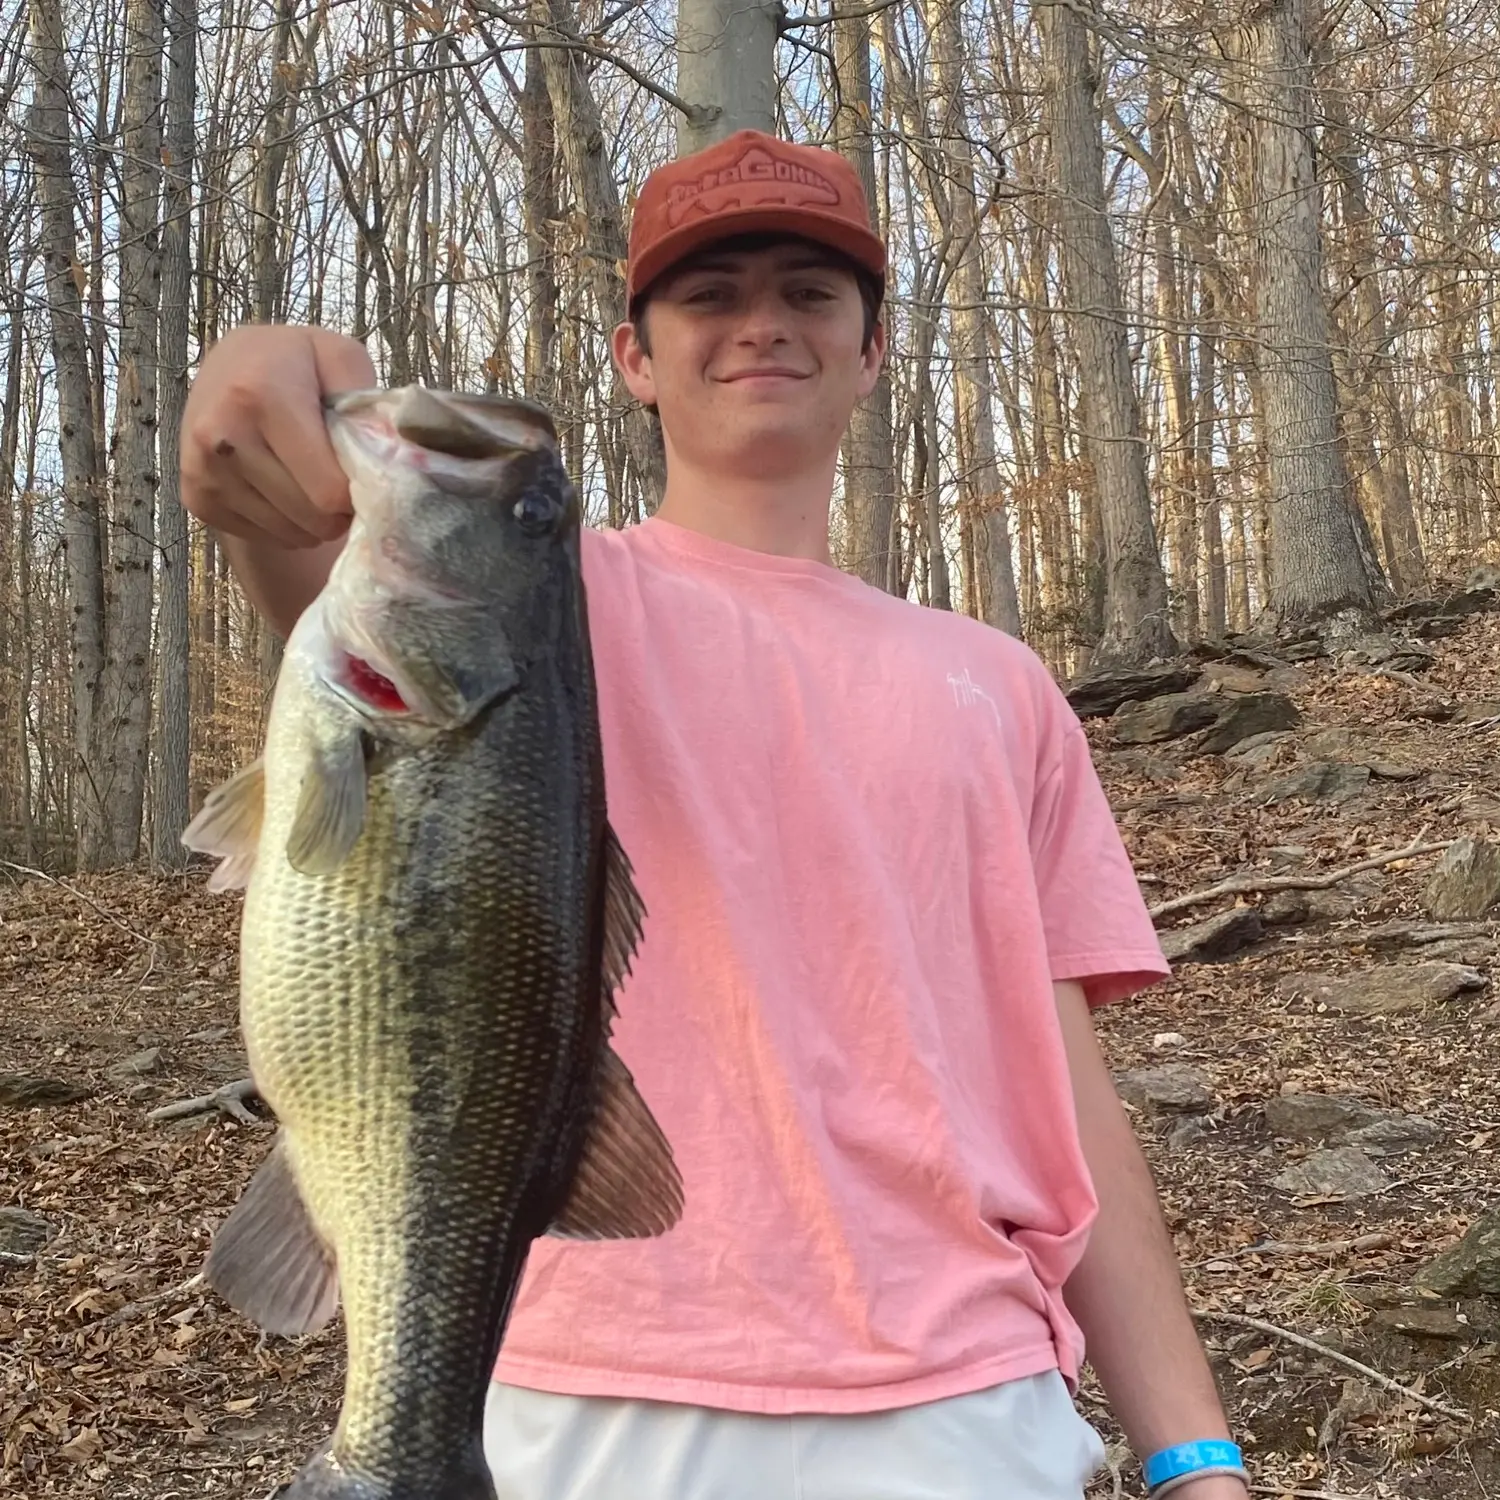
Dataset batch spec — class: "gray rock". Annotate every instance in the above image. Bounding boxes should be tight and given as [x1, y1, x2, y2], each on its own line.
[1302, 726, 1362, 758]
[1264, 1093, 1440, 1156]
[1372, 1306, 1473, 1340]
[1266, 874, 1383, 927]
[0, 1073, 93, 1108]
[1417, 1210, 1500, 1298]
[1422, 837, 1500, 921]
[1363, 920, 1487, 952]
[1159, 908, 1263, 964]
[1283, 639, 1327, 662]
[1196, 692, 1302, 755]
[1259, 761, 1371, 805]
[1453, 699, 1500, 725]
[1264, 1092, 1384, 1142]
[1264, 666, 1312, 693]
[1387, 597, 1446, 624]
[1450, 578, 1500, 611]
[1202, 662, 1268, 694]
[1067, 665, 1202, 720]
[1116, 1064, 1214, 1116]
[0, 1207, 54, 1257]
[1345, 1114, 1441, 1157]
[1367, 760, 1424, 781]
[1112, 692, 1218, 745]
[1262, 890, 1312, 926]
[1165, 1116, 1209, 1150]
[106, 1047, 162, 1081]
[1415, 615, 1465, 640]
[1272, 1147, 1391, 1199]
[1223, 730, 1292, 769]
[1106, 748, 1183, 783]
[1278, 962, 1487, 1014]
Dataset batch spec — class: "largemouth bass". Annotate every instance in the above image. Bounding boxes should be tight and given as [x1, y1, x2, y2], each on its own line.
[182, 386, 683, 1500]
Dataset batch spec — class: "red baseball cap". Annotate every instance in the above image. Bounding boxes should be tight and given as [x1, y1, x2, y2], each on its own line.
[625, 130, 887, 306]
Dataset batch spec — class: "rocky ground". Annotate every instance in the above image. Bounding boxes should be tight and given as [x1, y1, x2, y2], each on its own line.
[7, 580, 1500, 1497]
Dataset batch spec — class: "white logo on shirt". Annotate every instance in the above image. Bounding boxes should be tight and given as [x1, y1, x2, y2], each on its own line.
[948, 668, 1003, 733]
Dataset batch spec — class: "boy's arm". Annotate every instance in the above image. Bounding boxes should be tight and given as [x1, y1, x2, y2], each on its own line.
[218, 533, 346, 641]
[1055, 979, 1247, 1498]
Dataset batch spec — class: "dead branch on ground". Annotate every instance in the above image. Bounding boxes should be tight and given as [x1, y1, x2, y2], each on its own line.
[1149, 833, 1452, 920]
[147, 1077, 266, 1127]
[1192, 1307, 1469, 1423]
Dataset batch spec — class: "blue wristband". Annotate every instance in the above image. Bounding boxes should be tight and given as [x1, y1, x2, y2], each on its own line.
[1144, 1441, 1245, 1492]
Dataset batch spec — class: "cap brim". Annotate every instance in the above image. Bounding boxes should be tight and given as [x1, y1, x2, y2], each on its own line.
[628, 208, 887, 305]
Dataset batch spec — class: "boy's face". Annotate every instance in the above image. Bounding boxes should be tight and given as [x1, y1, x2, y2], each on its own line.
[612, 239, 885, 483]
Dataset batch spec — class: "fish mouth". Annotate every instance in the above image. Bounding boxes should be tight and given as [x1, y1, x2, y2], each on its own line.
[324, 386, 559, 460]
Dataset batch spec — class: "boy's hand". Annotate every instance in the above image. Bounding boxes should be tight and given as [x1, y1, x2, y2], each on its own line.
[181, 325, 376, 550]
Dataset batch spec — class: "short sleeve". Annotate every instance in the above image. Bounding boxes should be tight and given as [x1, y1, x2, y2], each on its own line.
[1028, 719, 1171, 1007]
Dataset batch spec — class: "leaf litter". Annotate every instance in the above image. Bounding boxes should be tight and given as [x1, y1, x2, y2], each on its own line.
[7, 611, 1500, 1495]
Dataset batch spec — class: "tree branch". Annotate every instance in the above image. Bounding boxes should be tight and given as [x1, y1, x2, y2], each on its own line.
[1148, 835, 1452, 921]
[1192, 1307, 1470, 1424]
[467, 0, 713, 125]
[779, 0, 909, 31]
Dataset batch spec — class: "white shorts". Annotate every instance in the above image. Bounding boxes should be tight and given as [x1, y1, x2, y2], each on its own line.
[483, 1369, 1107, 1499]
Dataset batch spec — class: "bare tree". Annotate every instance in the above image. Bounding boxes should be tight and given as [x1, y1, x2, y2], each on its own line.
[830, 3, 899, 591]
[27, 0, 107, 867]
[1229, 0, 1390, 635]
[676, 0, 779, 152]
[1037, 0, 1177, 665]
[151, 0, 196, 867]
[93, 0, 165, 866]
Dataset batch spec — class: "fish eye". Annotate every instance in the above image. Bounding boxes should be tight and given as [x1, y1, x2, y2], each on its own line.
[512, 492, 557, 537]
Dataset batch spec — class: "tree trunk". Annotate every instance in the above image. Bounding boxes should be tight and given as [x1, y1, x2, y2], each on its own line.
[1196, 286, 1227, 638]
[830, 7, 898, 592]
[152, 0, 195, 868]
[1230, 0, 1390, 635]
[0, 250, 26, 846]
[1317, 47, 1427, 593]
[674, 0, 778, 153]
[932, 0, 1021, 634]
[1038, 0, 1177, 665]
[521, 40, 559, 411]
[94, 0, 165, 867]
[27, 0, 107, 869]
[531, 0, 665, 506]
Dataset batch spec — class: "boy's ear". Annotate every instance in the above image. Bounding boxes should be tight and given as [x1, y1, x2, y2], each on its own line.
[858, 318, 887, 398]
[612, 321, 656, 407]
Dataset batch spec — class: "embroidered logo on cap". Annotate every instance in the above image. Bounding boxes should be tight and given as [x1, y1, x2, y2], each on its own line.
[665, 144, 841, 227]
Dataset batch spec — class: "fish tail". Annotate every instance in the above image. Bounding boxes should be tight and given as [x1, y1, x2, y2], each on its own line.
[273, 1441, 497, 1500]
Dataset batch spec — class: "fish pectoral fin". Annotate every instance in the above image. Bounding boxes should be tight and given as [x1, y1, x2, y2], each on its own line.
[286, 730, 369, 875]
[180, 757, 265, 891]
[547, 1046, 684, 1240]
[600, 822, 646, 1015]
[204, 1133, 340, 1335]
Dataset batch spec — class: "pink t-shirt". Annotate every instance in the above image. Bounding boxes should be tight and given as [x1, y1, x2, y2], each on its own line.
[493, 515, 1170, 1414]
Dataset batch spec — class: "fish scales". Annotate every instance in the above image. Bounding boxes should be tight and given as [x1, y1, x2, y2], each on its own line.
[250, 672, 597, 1480]
[181, 386, 682, 1500]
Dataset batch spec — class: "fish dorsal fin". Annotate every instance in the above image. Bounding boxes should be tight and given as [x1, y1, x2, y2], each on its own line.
[180, 758, 265, 891]
[547, 1047, 683, 1240]
[286, 729, 369, 876]
[601, 822, 645, 1015]
[204, 1134, 340, 1335]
